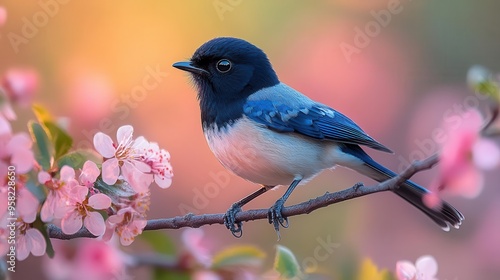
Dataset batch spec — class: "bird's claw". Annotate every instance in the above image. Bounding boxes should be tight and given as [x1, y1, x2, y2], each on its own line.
[268, 198, 289, 240]
[224, 203, 243, 238]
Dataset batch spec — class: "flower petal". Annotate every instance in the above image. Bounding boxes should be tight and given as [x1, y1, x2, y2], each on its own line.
[102, 158, 119, 185]
[122, 161, 151, 192]
[88, 193, 112, 210]
[84, 211, 106, 236]
[16, 235, 30, 261]
[70, 185, 89, 202]
[61, 210, 83, 235]
[38, 171, 51, 184]
[473, 138, 500, 170]
[155, 175, 172, 189]
[10, 148, 34, 174]
[80, 160, 100, 185]
[60, 166, 76, 182]
[396, 261, 416, 280]
[26, 228, 47, 257]
[415, 255, 438, 278]
[93, 132, 116, 158]
[116, 125, 133, 144]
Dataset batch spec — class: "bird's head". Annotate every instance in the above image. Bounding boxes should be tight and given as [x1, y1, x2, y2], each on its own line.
[173, 37, 279, 104]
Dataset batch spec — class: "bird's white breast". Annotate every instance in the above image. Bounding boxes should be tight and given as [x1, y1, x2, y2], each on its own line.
[204, 116, 364, 186]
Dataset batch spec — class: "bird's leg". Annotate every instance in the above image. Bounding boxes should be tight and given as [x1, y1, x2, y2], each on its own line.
[268, 179, 301, 239]
[224, 185, 274, 238]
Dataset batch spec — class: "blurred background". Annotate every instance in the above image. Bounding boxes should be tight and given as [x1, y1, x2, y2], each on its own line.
[2, 0, 500, 279]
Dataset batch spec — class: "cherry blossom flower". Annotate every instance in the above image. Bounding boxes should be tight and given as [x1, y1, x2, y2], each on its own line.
[17, 221, 47, 261]
[0, 129, 35, 174]
[2, 68, 39, 106]
[103, 208, 147, 246]
[182, 228, 213, 267]
[396, 255, 438, 280]
[60, 185, 111, 236]
[17, 186, 39, 223]
[38, 166, 78, 222]
[424, 110, 500, 208]
[93, 125, 152, 192]
[140, 142, 173, 188]
[43, 239, 128, 280]
[79, 160, 100, 188]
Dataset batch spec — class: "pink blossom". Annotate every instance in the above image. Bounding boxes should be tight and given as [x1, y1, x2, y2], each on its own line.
[43, 239, 128, 280]
[103, 208, 147, 246]
[39, 166, 78, 222]
[79, 160, 100, 187]
[182, 228, 212, 267]
[17, 221, 47, 261]
[424, 110, 500, 207]
[396, 255, 438, 280]
[0, 6, 6, 26]
[0, 130, 35, 174]
[2, 68, 39, 106]
[17, 186, 39, 223]
[140, 142, 173, 188]
[61, 186, 111, 236]
[0, 115, 11, 136]
[93, 125, 152, 192]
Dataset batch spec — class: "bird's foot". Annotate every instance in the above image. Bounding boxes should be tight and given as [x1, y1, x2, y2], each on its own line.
[268, 198, 289, 240]
[224, 203, 244, 238]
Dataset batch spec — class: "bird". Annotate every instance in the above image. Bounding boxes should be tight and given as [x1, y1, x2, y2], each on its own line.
[172, 37, 464, 238]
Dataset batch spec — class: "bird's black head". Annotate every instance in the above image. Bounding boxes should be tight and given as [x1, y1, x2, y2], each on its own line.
[173, 37, 279, 128]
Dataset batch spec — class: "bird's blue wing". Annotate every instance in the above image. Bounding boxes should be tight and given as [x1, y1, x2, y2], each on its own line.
[243, 100, 392, 153]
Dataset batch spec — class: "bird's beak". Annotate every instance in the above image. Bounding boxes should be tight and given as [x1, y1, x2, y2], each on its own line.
[172, 61, 209, 76]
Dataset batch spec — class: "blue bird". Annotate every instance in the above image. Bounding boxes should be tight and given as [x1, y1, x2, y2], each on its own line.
[173, 37, 463, 238]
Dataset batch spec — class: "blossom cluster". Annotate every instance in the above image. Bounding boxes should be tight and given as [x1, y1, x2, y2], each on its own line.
[0, 69, 173, 260]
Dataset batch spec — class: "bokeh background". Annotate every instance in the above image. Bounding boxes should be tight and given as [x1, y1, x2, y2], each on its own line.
[2, 0, 500, 279]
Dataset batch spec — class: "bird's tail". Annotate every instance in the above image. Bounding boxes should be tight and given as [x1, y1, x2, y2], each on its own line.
[343, 145, 464, 230]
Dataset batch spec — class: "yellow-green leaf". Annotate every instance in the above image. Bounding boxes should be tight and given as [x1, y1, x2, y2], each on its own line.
[28, 121, 52, 170]
[212, 245, 265, 269]
[32, 104, 54, 123]
[44, 122, 73, 160]
[356, 259, 395, 280]
[274, 245, 303, 279]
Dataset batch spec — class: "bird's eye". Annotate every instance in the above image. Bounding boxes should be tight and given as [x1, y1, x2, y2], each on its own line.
[216, 59, 232, 73]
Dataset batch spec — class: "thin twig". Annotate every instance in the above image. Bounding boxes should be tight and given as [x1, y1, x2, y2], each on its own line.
[48, 153, 439, 240]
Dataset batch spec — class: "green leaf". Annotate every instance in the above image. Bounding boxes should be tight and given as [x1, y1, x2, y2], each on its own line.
[212, 245, 265, 269]
[57, 149, 102, 170]
[152, 269, 190, 280]
[274, 245, 303, 279]
[32, 104, 73, 160]
[25, 179, 47, 202]
[28, 121, 52, 170]
[44, 122, 73, 160]
[139, 231, 177, 255]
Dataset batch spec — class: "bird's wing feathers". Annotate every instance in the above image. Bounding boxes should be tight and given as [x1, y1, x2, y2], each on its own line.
[243, 99, 392, 153]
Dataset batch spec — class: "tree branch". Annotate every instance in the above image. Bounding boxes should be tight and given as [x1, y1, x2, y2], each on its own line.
[47, 153, 439, 240]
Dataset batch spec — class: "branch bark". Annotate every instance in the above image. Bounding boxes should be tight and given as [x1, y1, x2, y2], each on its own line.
[48, 153, 439, 240]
